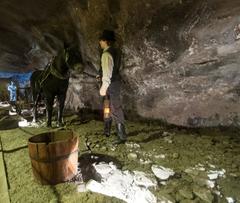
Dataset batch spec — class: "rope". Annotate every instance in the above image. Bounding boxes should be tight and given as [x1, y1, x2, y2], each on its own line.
[39, 66, 52, 87]
[50, 65, 69, 80]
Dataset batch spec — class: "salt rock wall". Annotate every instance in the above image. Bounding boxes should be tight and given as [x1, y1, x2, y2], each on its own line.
[65, 0, 240, 127]
[1, 0, 240, 127]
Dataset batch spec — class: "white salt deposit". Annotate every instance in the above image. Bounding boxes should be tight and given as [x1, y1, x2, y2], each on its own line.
[30, 122, 41, 127]
[84, 162, 157, 203]
[18, 119, 30, 127]
[207, 169, 225, 180]
[206, 180, 215, 188]
[126, 142, 141, 149]
[208, 164, 216, 168]
[154, 154, 166, 159]
[140, 158, 152, 165]
[93, 162, 117, 175]
[0, 101, 10, 107]
[160, 181, 167, 185]
[133, 171, 156, 188]
[214, 190, 221, 196]
[151, 165, 175, 180]
[208, 173, 218, 180]
[226, 197, 235, 203]
[158, 196, 174, 203]
[9, 110, 17, 116]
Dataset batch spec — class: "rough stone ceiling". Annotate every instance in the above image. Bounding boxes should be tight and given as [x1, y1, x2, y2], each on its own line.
[0, 0, 191, 73]
[0, 0, 73, 72]
[1, 0, 240, 73]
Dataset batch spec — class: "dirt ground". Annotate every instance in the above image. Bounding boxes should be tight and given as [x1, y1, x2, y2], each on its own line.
[0, 106, 239, 203]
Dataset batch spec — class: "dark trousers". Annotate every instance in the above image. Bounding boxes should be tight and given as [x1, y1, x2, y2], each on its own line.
[106, 81, 124, 124]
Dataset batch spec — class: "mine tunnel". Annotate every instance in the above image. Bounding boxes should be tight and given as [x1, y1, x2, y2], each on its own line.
[0, 0, 239, 202]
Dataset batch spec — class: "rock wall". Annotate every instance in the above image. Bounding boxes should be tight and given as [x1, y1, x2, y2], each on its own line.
[1, 0, 240, 127]
[64, 0, 240, 127]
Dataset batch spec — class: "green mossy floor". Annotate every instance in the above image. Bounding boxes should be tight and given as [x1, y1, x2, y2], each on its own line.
[0, 111, 240, 203]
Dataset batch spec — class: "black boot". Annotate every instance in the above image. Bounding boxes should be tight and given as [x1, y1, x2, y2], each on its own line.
[104, 118, 112, 137]
[46, 110, 52, 128]
[113, 123, 127, 145]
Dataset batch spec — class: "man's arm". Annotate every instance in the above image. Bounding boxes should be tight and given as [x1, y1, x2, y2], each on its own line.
[100, 52, 113, 96]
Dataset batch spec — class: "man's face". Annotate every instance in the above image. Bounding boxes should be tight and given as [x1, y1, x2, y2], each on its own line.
[99, 39, 108, 49]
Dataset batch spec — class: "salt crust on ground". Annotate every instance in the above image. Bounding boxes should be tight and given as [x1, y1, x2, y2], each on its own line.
[85, 162, 157, 203]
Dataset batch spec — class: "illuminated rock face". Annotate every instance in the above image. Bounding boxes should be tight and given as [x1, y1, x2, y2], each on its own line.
[1, 0, 240, 126]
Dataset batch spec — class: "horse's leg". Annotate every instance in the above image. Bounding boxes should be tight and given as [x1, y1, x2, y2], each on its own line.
[57, 93, 66, 127]
[45, 94, 54, 127]
[32, 92, 40, 123]
[30, 70, 43, 123]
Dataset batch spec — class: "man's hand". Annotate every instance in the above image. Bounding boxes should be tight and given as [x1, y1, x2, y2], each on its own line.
[99, 83, 108, 97]
[100, 85, 107, 96]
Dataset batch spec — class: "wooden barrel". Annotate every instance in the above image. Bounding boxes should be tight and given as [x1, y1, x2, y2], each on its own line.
[28, 130, 79, 185]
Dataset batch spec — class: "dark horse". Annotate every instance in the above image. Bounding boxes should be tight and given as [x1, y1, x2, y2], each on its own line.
[30, 48, 70, 127]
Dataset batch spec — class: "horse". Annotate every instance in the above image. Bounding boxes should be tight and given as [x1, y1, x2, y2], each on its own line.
[30, 47, 70, 127]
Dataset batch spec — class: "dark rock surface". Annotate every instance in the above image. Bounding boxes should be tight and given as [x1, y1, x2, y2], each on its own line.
[0, 0, 240, 126]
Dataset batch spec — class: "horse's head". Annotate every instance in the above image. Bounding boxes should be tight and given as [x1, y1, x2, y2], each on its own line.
[49, 42, 83, 78]
[65, 44, 83, 70]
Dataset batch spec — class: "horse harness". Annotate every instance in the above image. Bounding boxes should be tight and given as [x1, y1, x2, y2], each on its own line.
[38, 60, 69, 88]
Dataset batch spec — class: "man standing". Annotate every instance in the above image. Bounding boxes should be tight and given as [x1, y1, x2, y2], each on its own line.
[97, 30, 127, 145]
[7, 80, 17, 112]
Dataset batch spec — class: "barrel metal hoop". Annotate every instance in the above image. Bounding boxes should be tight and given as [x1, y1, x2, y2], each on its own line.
[30, 149, 79, 163]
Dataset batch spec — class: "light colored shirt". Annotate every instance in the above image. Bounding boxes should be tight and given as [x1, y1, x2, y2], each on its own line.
[101, 47, 113, 90]
[8, 83, 17, 101]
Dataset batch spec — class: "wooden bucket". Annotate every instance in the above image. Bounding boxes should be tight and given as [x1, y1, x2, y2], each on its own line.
[28, 130, 79, 185]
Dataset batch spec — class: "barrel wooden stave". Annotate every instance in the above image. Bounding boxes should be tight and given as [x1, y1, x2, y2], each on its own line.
[28, 131, 79, 185]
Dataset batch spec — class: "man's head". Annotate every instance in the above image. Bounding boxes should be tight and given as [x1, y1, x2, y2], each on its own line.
[99, 30, 116, 49]
[10, 79, 15, 86]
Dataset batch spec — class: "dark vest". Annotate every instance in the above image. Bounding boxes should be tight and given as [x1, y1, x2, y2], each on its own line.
[99, 46, 121, 82]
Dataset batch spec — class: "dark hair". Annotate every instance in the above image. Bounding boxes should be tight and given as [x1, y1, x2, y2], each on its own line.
[99, 30, 116, 42]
